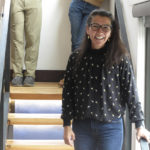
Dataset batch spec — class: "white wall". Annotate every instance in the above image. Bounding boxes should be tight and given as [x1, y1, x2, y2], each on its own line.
[37, 0, 71, 70]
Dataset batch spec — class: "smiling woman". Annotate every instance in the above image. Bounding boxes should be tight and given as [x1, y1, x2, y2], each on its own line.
[61, 9, 150, 150]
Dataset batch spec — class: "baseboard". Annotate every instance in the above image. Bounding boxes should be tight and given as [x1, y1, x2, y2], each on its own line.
[35, 70, 65, 82]
[10, 70, 65, 82]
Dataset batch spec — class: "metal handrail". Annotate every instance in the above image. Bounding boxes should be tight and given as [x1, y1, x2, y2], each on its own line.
[0, 0, 10, 94]
[115, 0, 149, 150]
[0, 0, 11, 149]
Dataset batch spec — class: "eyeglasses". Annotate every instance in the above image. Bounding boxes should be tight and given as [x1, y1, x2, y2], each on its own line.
[90, 23, 112, 32]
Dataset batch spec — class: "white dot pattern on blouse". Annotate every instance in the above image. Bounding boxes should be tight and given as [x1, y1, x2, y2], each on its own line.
[61, 49, 144, 126]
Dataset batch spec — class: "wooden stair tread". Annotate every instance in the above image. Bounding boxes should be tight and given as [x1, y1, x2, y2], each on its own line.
[8, 113, 63, 125]
[6, 140, 74, 150]
[10, 82, 62, 100]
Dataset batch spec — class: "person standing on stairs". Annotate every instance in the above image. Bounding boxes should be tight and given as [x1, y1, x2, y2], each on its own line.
[69, 0, 104, 51]
[10, 0, 42, 87]
[61, 9, 150, 150]
[59, 0, 104, 86]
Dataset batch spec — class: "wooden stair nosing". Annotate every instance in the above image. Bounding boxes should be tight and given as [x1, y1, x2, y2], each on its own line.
[6, 140, 74, 150]
[10, 82, 62, 100]
[8, 113, 63, 125]
[10, 93, 62, 100]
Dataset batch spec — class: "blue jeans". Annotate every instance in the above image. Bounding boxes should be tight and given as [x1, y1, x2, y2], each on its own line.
[72, 118, 123, 150]
[69, 0, 98, 51]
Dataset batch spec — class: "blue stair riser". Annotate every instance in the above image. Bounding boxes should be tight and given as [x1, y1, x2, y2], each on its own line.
[14, 100, 62, 114]
[12, 125, 64, 140]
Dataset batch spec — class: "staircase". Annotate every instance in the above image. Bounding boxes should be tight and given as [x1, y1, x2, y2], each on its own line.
[6, 82, 74, 150]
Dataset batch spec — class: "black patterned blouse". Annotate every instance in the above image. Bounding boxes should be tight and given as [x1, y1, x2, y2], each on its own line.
[61, 47, 144, 128]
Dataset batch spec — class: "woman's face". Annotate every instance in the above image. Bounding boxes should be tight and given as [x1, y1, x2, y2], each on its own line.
[86, 15, 112, 49]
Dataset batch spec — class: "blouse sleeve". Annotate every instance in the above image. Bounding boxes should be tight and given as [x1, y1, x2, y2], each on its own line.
[119, 57, 144, 128]
[61, 52, 76, 126]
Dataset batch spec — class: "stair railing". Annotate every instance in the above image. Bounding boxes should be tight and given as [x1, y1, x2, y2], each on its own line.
[115, 0, 149, 150]
[0, 0, 11, 150]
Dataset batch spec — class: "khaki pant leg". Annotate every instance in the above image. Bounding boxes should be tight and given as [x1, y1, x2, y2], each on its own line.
[24, 0, 42, 78]
[10, 0, 25, 77]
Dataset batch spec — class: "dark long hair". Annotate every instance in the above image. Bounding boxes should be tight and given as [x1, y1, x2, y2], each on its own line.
[76, 9, 129, 68]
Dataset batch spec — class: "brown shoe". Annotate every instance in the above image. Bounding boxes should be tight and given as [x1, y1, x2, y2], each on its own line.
[58, 78, 64, 87]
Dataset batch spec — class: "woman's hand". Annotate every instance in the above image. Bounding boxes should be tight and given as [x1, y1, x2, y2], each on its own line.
[64, 126, 75, 146]
[136, 126, 150, 143]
